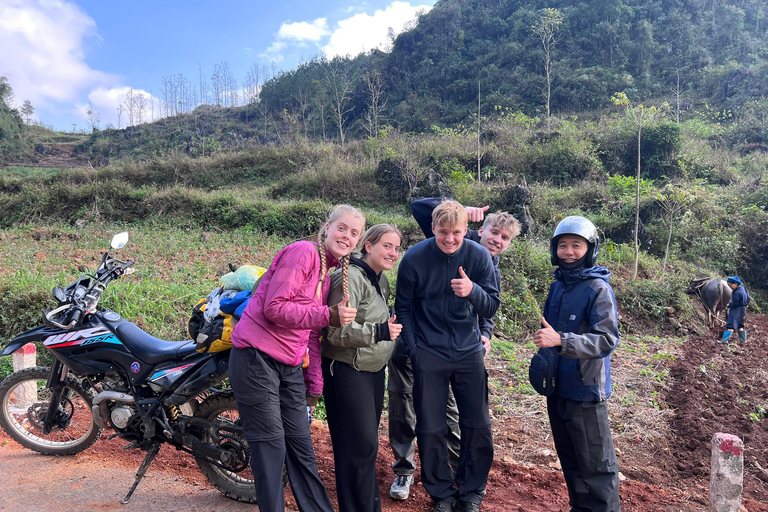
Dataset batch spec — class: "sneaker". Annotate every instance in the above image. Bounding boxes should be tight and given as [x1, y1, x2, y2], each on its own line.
[390, 474, 414, 501]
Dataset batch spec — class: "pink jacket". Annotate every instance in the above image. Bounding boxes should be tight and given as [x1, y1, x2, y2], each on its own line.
[231, 241, 337, 395]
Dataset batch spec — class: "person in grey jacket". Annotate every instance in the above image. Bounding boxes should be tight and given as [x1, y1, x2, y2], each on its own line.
[321, 224, 403, 512]
[533, 216, 621, 512]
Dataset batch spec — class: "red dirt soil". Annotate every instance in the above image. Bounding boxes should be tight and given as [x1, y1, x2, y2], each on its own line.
[3, 317, 768, 511]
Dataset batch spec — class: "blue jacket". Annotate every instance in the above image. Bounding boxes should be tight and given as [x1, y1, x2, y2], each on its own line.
[543, 266, 619, 402]
[395, 237, 499, 362]
[728, 285, 750, 309]
[410, 197, 500, 340]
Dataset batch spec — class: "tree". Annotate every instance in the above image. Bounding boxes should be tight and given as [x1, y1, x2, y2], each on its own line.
[362, 69, 387, 139]
[85, 101, 100, 131]
[322, 58, 356, 146]
[532, 8, 564, 131]
[655, 186, 692, 271]
[116, 104, 125, 129]
[21, 100, 34, 124]
[611, 92, 669, 281]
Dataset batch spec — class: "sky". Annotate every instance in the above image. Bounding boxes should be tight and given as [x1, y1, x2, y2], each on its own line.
[0, 0, 436, 131]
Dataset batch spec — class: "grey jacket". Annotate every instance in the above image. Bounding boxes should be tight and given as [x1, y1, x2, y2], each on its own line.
[321, 256, 396, 372]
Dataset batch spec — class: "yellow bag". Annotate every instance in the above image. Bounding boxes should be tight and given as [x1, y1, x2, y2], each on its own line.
[187, 297, 237, 353]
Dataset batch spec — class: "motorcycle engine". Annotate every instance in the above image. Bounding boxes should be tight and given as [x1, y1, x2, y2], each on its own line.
[110, 405, 136, 429]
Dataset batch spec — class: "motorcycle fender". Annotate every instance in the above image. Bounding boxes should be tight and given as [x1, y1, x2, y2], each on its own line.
[0, 325, 55, 356]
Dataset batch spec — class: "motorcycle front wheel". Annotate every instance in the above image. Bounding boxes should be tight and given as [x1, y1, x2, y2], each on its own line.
[0, 366, 102, 455]
[193, 391, 258, 503]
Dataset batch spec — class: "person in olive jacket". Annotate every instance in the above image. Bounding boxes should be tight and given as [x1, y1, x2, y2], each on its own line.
[321, 224, 404, 512]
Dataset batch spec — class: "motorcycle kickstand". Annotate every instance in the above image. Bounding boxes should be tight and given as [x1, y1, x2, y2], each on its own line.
[121, 442, 161, 504]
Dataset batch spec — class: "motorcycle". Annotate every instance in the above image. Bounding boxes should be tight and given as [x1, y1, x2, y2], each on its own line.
[0, 232, 258, 504]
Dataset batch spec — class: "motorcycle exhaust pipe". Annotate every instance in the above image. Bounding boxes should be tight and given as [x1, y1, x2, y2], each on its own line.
[91, 391, 135, 429]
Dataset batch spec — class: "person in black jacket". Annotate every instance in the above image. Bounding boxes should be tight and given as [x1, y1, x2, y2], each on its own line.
[388, 198, 519, 502]
[395, 200, 500, 512]
[533, 216, 621, 512]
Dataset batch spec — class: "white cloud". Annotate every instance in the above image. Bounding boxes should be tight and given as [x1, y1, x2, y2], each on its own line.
[263, 2, 433, 64]
[0, 0, 118, 115]
[81, 86, 162, 128]
[323, 1, 432, 58]
[278, 18, 330, 42]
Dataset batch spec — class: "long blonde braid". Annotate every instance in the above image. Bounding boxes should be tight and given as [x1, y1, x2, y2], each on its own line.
[316, 228, 328, 299]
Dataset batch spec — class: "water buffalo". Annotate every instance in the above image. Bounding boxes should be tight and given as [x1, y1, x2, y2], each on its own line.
[684, 278, 733, 328]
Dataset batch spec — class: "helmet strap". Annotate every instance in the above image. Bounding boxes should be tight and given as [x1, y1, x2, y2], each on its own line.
[558, 252, 589, 270]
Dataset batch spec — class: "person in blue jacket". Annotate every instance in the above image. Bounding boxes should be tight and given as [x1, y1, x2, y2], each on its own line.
[720, 276, 750, 343]
[533, 216, 621, 512]
[395, 200, 499, 512]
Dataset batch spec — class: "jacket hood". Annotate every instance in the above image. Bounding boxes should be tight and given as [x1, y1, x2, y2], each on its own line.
[349, 254, 382, 289]
[555, 265, 611, 284]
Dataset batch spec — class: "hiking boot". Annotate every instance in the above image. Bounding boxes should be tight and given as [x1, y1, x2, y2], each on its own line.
[738, 330, 747, 343]
[456, 502, 480, 512]
[390, 474, 414, 501]
[433, 500, 455, 512]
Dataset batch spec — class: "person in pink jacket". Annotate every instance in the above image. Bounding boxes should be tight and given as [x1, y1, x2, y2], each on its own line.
[229, 204, 365, 512]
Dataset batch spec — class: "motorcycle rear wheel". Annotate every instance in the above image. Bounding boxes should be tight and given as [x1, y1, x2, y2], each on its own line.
[193, 391, 258, 503]
[0, 366, 102, 455]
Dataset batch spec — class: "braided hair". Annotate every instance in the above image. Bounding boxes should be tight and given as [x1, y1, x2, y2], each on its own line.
[315, 204, 365, 299]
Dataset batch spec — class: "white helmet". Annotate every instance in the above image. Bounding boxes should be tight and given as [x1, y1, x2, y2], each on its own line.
[550, 216, 600, 266]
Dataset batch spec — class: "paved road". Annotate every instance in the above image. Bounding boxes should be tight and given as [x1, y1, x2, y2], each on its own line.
[0, 437, 265, 512]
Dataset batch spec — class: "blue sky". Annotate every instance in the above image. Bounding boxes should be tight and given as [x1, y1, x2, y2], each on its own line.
[0, 0, 435, 131]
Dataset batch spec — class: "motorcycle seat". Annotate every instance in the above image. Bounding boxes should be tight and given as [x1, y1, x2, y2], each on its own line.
[113, 322, 198, 364]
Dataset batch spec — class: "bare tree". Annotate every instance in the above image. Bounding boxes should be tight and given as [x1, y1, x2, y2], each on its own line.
[136, 93, 148, 124]
[244, 63, 263, 105]
[322, 58, 356, 146]
[670, 70, 684, 124]
[85, 101, 100, 131]
[362, 69, 387, 139]
[124, 88, 137, 126]
[312, 80, 329, 143]
[199, 64, 209, 106]
[211, 64, 223, 107]
[532, 8, 564, 131]
[116, 104, 125, 129]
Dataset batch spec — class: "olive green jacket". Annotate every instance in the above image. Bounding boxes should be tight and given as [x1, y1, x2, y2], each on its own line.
[321, 257, 395, 372]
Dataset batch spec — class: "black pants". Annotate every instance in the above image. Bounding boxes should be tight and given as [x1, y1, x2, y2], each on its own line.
[322, 357, 385, 512]
[412, 348, 492, 505]
[228, 346, 334, 512]
[388, 338, 461, 476]
[547, 395, 621, 512]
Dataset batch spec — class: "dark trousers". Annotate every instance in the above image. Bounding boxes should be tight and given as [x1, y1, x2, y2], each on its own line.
[388, 338, 461, 476]
[547, 395, 621, 512]
[322, 357, 385, 512]
[412, 348, 492, 505]
[228, 346, 334, 512]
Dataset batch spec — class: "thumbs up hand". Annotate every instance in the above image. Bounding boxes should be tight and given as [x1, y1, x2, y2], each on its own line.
[329, 295, 357, 327]
[451, 266, 474, 297]
[385, 315, 403, 340]
[534, 317, 563, 348]
[465, 205, 490, 223]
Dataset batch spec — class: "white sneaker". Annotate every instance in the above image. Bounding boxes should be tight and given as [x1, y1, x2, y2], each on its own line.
[389, 474, 414, 501]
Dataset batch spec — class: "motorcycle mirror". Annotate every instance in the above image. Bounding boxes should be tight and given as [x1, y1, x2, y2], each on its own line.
[111, 232, 129, 250]
[52, 286, 66, 303]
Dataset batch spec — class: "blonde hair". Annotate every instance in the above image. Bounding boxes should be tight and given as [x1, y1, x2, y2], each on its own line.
[316, 204, 365, 298]
[360, 224, 402, 257]
[431, 200, 468, 229]
[483, 211, 521, 239]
